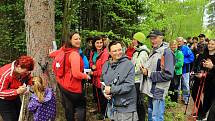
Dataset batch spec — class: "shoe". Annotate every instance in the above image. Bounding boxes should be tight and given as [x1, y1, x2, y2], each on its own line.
[96, 113, 105, 120]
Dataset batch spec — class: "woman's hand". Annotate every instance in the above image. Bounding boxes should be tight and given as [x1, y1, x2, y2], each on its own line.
[140, 65, 148, 76]
[92, 65, 96, 70]
[49, 49, 56, 55]
[17, 85, 27, 94]
[89, 71, 93, 75]
[203, 59, 214, 70]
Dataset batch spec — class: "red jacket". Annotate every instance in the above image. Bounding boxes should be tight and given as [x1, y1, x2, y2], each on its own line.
[125, 47, 135, 60]
[50, 47, 88, 94]
[0, 62, 32, 100]
[89, 48, 109, 88]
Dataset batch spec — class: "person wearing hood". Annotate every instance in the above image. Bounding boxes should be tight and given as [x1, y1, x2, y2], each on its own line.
[141, 30, 175, 121]
[49, 32, 91, 121]
[28, 76, 56, 121]
[131, 32, 149, 121]
[102, 41, 138, 121]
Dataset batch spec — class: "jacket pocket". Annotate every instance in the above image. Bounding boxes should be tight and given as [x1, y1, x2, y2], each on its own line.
[114, 96, 131, 107]
[151, 87, 164, 99]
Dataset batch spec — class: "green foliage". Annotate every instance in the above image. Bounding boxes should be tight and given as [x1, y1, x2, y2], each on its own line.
[0, 0, 26, 66]
[164, 94, 185, 121]
[0, 0, 210, 66]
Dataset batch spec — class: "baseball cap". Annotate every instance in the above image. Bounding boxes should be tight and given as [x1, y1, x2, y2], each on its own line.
[147, 30, 164, 38]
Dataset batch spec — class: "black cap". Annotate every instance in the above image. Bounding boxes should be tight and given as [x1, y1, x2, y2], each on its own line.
[198, 34, 205, 38]
[147, 30, 164, 38]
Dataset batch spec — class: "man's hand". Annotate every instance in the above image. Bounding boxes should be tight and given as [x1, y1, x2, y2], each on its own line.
[103, 93, 112, 100]
[104, 86, 111, 95]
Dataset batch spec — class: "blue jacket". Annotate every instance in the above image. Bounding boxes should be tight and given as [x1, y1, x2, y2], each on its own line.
[179, 45, 194, 73]
[79, 49, 89, 69]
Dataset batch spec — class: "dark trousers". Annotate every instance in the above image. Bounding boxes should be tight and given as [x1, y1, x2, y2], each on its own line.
[207, 100, 215, 121]
[135, 83, 145, 121]
[59, 85, 86, 121]
[191, 76, 214, 118]
[92, 85, 107, 117]
[169, 75, 181, 102]
[0, 97, 21, 121]
[191, 76, 204, 117]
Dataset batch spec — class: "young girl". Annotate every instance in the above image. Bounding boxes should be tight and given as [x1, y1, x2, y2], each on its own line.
[28, 76, 56, 121]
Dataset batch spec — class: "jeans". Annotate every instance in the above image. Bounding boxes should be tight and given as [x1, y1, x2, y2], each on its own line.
[181, 73, 190, 103]
[148, 97, 165, 121]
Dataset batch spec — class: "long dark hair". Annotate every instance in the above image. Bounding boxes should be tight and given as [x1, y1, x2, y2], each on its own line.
[92, 36, 104, 51]
[65, 32, 79, 48]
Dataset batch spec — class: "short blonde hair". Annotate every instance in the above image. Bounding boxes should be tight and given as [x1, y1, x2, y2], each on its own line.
[169, 40, 178, 46]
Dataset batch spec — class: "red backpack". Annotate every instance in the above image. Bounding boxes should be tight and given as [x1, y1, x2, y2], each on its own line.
[52, 50, 71, 78]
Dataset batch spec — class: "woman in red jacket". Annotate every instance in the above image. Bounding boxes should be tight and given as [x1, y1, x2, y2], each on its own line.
[0, 56, 34, 121]
[51, 32, 90, 121]
[89, 36, 109, 120]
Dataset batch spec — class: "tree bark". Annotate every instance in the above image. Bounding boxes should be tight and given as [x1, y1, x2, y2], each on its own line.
[24, 0, 64, 121]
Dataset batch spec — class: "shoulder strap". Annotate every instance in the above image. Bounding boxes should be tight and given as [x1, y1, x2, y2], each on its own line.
[133, 49, 149, 58]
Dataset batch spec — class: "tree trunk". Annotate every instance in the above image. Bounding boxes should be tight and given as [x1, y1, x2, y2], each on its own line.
[24, 0, 65, 121]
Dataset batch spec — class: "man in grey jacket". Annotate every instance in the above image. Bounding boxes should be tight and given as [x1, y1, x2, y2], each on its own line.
[102, 41, 138, 121]
[141, 30, 175, 121]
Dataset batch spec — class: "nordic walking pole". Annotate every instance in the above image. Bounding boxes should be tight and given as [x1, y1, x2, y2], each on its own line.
[18, 94, 25, 121]
[195, 73, 207, 121]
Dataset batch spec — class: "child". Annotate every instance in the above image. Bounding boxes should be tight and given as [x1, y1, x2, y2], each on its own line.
[28, 76, 56, 121]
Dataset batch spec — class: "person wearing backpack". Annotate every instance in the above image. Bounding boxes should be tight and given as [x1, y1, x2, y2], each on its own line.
[0, 56, 34, 121]
[131, 32, 149, 121]
[89, 36, 109, 120]
[50, 32, 91, 121]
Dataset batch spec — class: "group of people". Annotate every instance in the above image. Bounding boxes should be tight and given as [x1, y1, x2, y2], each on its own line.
[0, 30, 214, 121]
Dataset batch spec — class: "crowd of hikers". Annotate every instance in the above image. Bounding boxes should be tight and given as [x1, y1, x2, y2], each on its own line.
[0, 29, 214, 121]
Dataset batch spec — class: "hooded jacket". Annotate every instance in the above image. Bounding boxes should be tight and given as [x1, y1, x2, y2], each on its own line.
[174, 49, 184, 75]
[0, 62, 32, 100]
[102, 56, 137, 113]
[132, 45, 150, 84]
[141, 43, 175, 99]
[125, 47, 136, 60]
[49, 47, 88, 93]
[178, 45, 194, 74]
[89, 48, 109, 88]
[28, 88, 56, 121]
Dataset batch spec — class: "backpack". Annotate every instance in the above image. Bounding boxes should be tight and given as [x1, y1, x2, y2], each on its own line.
[52, 50, 71, 78]
[133, 48, 149, 58]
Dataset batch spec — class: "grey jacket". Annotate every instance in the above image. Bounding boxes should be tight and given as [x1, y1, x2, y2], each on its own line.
[102, 56, 137, 113]
[131, 45, 150, 84]
[141, 43, 175, 99]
